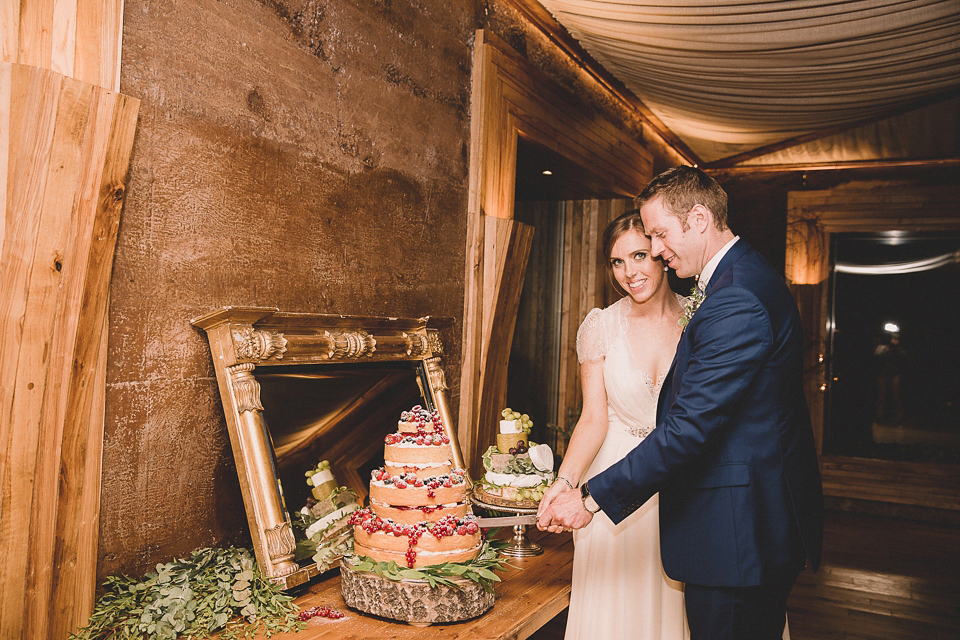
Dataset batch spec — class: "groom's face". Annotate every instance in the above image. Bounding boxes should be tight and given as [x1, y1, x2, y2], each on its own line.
[640, 197, 701, 279]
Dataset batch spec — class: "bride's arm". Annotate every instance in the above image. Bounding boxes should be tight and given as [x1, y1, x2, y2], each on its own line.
[538, 359, 608, 517]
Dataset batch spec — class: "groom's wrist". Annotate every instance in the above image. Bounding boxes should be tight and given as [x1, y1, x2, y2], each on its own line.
[580, 481, 601, 513]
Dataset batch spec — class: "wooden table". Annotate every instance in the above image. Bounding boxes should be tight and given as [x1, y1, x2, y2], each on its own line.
[262, 529, 573, 639]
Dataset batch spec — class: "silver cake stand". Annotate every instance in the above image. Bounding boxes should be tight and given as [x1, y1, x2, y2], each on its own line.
[471, 491, 543, 557]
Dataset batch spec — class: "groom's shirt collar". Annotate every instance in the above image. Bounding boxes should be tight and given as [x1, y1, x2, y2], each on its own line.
[698, 236, 740, 291]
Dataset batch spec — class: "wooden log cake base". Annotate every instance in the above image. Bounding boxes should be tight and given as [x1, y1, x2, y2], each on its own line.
[339, 559, 494, 625]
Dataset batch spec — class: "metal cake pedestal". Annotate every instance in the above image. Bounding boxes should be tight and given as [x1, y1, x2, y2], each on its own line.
[471, 491, 543, 557]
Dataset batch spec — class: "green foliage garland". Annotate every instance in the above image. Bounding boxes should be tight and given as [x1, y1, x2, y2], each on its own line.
[344, 538, 511, 593]
[70, 547, 303, 640]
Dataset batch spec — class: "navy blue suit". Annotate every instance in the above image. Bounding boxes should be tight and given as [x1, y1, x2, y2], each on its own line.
[588, 241, 823, 632]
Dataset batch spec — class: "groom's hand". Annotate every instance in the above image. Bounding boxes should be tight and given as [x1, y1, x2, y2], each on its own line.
[537, 485, 594, 532]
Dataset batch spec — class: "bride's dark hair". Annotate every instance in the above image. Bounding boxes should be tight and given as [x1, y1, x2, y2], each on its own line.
[602, 209, 646, 261]
[602, 209, 646, 297]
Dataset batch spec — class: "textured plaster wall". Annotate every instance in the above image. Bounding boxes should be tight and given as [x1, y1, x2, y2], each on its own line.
[101, 0, 478, 579]
[99, 0, 681, 581]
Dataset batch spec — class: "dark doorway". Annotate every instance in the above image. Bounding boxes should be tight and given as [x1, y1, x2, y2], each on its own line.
[825, 231, 960, 463]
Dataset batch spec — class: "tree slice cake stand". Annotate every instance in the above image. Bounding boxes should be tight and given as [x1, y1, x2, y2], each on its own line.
[340, 558, 494, 626]
[471, 490, 543, 557]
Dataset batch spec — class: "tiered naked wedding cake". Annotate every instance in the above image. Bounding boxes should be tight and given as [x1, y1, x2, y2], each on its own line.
[341, 406, 495, 624]
[349, 406, 482, 568]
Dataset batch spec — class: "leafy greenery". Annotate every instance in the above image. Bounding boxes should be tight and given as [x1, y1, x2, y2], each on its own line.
[70, 547, 303, 640]
[344, 539, 511, 593]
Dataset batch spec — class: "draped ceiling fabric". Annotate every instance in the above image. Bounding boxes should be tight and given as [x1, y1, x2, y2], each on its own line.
[534, 0, 960, 166]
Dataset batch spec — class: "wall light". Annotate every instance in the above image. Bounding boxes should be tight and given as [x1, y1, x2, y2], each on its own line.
[884, 322, 900, 333]
[542, 170, 553, 176]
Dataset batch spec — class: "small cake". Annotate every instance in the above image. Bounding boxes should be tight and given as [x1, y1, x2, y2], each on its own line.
[476, 408, 555, 507]
[297, 461, 361, 570]
[350, 406, 482, 568]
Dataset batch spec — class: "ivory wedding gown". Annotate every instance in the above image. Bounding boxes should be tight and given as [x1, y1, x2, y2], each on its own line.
[565, 296, 689, 640]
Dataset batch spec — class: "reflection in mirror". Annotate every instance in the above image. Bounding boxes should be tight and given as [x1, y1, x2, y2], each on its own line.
[258, 362, 425, 522]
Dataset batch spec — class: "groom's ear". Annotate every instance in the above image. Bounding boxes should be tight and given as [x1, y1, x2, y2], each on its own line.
[689, 204, 712, 233]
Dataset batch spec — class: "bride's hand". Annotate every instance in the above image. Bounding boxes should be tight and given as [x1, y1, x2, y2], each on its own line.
[537, 477, 572, 531]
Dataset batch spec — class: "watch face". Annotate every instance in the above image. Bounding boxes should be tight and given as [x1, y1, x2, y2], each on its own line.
[580, 482, 589, 500]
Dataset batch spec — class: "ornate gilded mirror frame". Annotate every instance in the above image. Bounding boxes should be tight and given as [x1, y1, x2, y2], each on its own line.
[191, 307, 461, 588]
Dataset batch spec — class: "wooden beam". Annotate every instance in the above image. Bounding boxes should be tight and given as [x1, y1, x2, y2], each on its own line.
[704, 89, 960, 169]
[706, 157, 960, 175]
[508, 0, 701, 167]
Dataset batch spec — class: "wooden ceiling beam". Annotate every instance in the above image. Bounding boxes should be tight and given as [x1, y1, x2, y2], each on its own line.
[704, 88, 960, 169]
[705, 157, 960, 175]
[508, 0, 701, 167]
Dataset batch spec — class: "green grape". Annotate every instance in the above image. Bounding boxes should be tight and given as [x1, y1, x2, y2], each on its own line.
[501, 408, 511, 418]
[521, 413, 529, 422]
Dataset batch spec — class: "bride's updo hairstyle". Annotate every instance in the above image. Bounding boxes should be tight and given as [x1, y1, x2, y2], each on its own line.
[602, 209, 646, 297]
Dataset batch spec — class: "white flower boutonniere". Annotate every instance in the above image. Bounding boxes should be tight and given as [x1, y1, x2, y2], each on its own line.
[678, 287, 705, 330]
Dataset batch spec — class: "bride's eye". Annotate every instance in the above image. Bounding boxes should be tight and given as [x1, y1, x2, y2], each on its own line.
[634, 252, 646, 261]
[611, 258, 623, 267]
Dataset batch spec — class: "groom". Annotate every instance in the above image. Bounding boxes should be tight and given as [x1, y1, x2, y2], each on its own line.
[539, 166, 823, 639]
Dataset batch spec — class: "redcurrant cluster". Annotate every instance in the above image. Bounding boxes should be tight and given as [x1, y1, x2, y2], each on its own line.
[383, 432, 450, 445]
[296, 605, 344, 621]
[427, 514, 480, 539]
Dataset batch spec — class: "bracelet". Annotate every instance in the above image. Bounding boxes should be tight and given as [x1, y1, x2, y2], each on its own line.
[557, 475, 576, 490]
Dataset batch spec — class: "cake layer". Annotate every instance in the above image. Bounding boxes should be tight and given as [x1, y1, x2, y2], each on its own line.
[354, 527, 481, 554]
[384, 461, 453, 477]
[369, 481, 466, 507]
[353, 540, 481, 569]
[369, 500, 468, 524]
[384, 442, 452, 465]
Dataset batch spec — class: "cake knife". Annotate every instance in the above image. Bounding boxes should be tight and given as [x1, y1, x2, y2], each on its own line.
[472, 514, 539, 528]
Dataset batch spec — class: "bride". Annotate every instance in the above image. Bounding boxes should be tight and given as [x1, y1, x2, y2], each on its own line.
[538, 209, 689, 640]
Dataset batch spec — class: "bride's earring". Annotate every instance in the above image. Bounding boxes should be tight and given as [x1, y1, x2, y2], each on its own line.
[663, 265, 669, 272]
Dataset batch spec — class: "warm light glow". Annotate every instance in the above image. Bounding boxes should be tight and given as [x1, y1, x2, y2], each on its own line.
[542, 170, 553, 175]
[884, 322, 900, 333]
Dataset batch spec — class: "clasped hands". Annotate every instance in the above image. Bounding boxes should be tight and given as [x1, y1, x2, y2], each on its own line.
[536, 481, 595, 533]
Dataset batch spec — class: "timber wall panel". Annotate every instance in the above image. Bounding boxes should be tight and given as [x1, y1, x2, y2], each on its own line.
[1, 0, 122, 91]
[0, 61, 138, 639]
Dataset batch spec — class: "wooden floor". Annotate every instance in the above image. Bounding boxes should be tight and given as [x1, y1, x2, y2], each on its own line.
[531, 508, 960, 640]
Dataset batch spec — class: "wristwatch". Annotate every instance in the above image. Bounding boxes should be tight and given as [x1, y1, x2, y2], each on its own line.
[580, 481, 601, 514]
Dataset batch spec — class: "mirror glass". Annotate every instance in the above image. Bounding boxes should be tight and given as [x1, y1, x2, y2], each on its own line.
[257, 361, 427, 566]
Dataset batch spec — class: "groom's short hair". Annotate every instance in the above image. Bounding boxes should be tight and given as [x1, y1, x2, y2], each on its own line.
[635, 166, 729, 231]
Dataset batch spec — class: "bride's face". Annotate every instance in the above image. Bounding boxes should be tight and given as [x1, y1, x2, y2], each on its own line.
[609, 228, 667, 304]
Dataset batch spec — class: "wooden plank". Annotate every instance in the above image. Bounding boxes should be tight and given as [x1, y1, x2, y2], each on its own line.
[1, 0, 19, 64]
[15, 0, 54, 70]
[48, 87, 138, 639]
[0, 62, 63, 640]
[19, 71, 94, 640]
[51, 0, 78, 78]
[0, 63, 138, 638]
[472, 217, 534, 479]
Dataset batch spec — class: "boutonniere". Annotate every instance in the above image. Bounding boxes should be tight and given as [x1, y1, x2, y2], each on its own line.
[678, 286, 705, 329]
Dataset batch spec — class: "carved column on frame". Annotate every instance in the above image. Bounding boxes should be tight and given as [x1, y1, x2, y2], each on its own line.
[226, 362, 297, 577]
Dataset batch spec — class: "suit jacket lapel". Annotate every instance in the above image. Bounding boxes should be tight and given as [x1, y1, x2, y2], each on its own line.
[704, 239, 750, 295]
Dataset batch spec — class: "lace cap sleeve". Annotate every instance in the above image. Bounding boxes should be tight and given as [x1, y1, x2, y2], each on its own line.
[576, 307, 607, 363]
